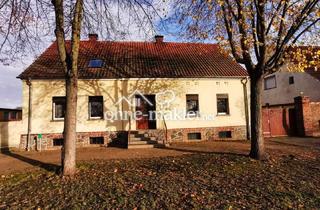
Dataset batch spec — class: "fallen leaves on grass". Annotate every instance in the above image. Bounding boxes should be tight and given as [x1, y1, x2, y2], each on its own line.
[0, 153, 319, 209]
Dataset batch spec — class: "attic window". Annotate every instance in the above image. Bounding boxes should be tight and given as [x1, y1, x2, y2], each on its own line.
[88, 59, 103, 68]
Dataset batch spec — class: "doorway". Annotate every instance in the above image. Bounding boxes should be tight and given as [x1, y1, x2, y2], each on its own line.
[135, 94, 156, 129]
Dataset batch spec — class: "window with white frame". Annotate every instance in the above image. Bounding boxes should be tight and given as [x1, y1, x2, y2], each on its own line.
[52, 97, 66, 120]
[89, 96, 103, 119]
[186, 94, 199, 116]
[217, 94, 229, 115]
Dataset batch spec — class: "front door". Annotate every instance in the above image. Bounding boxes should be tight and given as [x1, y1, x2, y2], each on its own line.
[135, 95, 156, 129]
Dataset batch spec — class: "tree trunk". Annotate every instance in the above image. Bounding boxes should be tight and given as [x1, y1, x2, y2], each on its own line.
[62, 74, 78, 176]
[249, 75, 266, 160]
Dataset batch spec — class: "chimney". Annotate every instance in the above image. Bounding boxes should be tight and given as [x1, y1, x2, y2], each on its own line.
[89, 33, 98, 41]
[155, 35, 164, 43]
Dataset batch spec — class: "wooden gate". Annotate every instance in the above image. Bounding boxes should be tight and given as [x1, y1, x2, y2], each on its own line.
[262, 106, 297, 137]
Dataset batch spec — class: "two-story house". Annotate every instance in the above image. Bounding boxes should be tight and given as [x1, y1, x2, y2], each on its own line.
[14, 34, 249, 150]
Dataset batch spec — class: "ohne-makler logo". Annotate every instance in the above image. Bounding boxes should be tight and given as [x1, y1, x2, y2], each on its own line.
[104, 109, 215, 121]
[114, 89, 153, 107]
[114, 89, 176, 108]
[156, 90, 176, 109]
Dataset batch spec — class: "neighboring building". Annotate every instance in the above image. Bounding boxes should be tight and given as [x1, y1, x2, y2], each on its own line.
[0, 108, 22, 148]
[7, 34, 250, 150]
[0, 108, 22, 122]
[262, 46, 320, 137]
[262, 71, 320, 106]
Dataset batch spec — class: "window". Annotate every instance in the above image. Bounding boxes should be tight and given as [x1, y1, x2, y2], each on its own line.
[53, 138, 64, 146]
[9, 112, 18, 120]
[88, 59, 103, 68]
[53, 97, 66, 120]
[186, 94, 199, 116]
[218, 131, 232, 138]
[188, 132, 201, 140]
[3, 112, 9, 121]
[289, 76, 294, 85]
[90, 137, 104, 144]
[89, 96, 103, 119]
[264, 75, 276, 89]
[217, 94, 229, 115]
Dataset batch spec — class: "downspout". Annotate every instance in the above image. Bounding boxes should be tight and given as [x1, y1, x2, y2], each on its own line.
[26, 78, 32, 151]
[241, 77, 250, 140]
[120, 79, 125, 131]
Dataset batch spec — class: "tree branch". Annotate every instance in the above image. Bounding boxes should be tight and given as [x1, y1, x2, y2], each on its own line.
[52, 0, 69, 75]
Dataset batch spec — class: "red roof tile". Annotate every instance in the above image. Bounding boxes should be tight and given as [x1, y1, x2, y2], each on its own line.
[18, 40, 248, 79]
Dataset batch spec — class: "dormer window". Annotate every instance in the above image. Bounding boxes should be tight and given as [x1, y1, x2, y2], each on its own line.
[88, 59, 103, 68]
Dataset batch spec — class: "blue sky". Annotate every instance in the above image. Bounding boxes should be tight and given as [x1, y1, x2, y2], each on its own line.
[0, 62, 26, 108]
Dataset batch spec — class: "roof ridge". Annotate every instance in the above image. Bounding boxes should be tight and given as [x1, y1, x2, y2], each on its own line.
[59, 39, 220, 46]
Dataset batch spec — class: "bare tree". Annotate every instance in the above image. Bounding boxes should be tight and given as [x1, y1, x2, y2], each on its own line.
[169, 0, 320, 159]
[0, 0, 161, 176]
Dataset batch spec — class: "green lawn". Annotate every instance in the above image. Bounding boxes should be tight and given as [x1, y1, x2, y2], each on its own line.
[1, 153, 319, 209]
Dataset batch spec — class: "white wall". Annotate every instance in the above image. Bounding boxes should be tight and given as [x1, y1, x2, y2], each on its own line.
[18, 78, 248, 136]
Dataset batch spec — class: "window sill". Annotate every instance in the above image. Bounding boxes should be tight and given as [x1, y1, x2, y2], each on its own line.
[52, 119, 64, 122]
[264, 87, 276, 90]
[88, 117, 104, 121]
[186, 113, 200, 118]
[216, 113, 230, 116]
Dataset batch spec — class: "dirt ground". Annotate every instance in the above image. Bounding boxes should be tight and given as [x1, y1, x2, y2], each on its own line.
[0, 137, 319, 175]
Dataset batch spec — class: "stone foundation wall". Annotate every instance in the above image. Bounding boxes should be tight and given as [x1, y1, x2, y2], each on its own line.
[19, 125, 246, 150]
[20, 131, 120, 151]
[167, 126, 246, 143]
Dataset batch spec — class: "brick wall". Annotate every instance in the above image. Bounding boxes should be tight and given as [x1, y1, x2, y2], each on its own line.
[310, 102, 320, 136]
[294, 96, 320, 137]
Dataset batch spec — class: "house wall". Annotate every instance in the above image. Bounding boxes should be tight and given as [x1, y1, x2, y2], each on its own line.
[16, 78, 249, 149]
[262, 72, 320, 106]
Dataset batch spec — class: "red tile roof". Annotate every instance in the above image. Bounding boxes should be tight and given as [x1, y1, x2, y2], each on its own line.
[18, 40, 248, 79]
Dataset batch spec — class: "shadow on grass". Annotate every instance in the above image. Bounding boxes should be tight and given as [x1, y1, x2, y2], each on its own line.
[157, 145, 249, 158]
[0, 148, 61, 174]
[269, 139, 320, 150]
